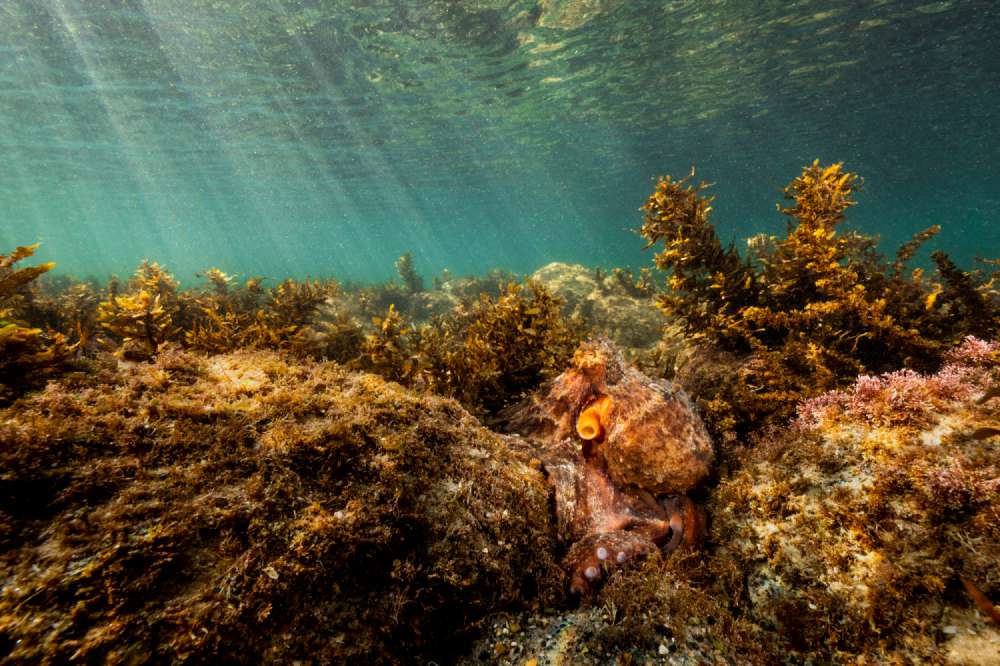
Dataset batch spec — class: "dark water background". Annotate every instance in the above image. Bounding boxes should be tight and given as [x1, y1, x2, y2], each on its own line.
[1, 0, 997, 283]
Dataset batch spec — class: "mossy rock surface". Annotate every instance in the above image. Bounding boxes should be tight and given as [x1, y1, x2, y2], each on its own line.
[0, 349, 561, 663]
[530, 262, 666, 351]
[709, 339, 1000, 662]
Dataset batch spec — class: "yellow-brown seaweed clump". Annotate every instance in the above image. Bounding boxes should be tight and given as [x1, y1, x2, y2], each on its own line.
[418, 280, 582, 415]
[2, 245, 577, 422]
[640, 161, 1000, 438]
[395, 251, 424, 293]
[0, 349, 561, 663]
[0, 244, 72, 400]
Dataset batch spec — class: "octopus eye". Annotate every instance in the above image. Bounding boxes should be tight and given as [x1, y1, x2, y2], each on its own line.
[584, 566, 600, 580]
[596, 547, 608, 561]
[616, 551, 627, 564]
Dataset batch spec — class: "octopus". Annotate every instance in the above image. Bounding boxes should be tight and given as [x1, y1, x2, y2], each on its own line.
[502, 339, 714, 594]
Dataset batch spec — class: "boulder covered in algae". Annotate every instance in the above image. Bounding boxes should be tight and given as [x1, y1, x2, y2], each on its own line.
[0, 349, 562, 663]
[710, 336, 1000, 663]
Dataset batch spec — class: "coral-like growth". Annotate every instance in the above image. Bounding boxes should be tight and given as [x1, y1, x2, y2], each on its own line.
[641, 161, 1000, 437]
[0, 244, 72, 398]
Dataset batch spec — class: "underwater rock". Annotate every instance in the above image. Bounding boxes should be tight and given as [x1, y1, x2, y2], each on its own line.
[530, 262, 667, 351]
[710, 337, 1000, 662]
[409, 289, 462, 319]
[0, 350, 561, 663]
[504, 339, 712, 593]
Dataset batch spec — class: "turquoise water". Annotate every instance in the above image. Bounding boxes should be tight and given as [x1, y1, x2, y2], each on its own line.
[1, 1, 997, 284]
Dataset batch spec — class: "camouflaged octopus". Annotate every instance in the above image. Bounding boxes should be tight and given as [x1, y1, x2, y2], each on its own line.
[503, 339, 714, 594]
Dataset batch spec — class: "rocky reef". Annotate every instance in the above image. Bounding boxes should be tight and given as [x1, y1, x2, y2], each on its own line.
[709, 336, 1000, 662]
[529, 262, 666, 353]
[2, 159, 999, 664]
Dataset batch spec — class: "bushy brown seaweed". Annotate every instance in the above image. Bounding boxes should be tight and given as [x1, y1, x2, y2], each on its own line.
[94, 261, 342, 358]
[641, 161, 1000, 438]
[354, 280, 581, 415]
[359, 303, 418, 383]
[419, 280, 582, 415]
[1, 246, 580, 423]
[395, 251, 424, 293]
[0, 244, 73, 399]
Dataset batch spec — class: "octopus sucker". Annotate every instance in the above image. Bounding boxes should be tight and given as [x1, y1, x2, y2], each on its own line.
[502, 338, 714, 594]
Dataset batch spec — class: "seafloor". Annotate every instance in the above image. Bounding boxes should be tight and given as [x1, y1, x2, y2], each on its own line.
[2, 164, 999, 664]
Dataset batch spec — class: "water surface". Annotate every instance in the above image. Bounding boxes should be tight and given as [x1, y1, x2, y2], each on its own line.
[1, 0, 997, 282]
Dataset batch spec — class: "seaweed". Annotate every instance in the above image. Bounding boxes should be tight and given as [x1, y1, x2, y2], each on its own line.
[184, 273, 337, 356]
[710, 337, 1000, 661]
[240, 278, 333, 352]
[0, 244, 73, 398]
[395, 251, 424, 293]
[640, 161, 1000, 438]
[98, 289, 176, 359]
[97, 263, 182, 360]
[353, 280, 579, 415]
[359, 303, 419, 383]
[419, 280, 581, 415]
[0, 349, 560, 663]
[931, 250, 998, 340]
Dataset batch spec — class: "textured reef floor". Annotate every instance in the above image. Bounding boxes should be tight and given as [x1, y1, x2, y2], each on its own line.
[2, 162, 1000, 664]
